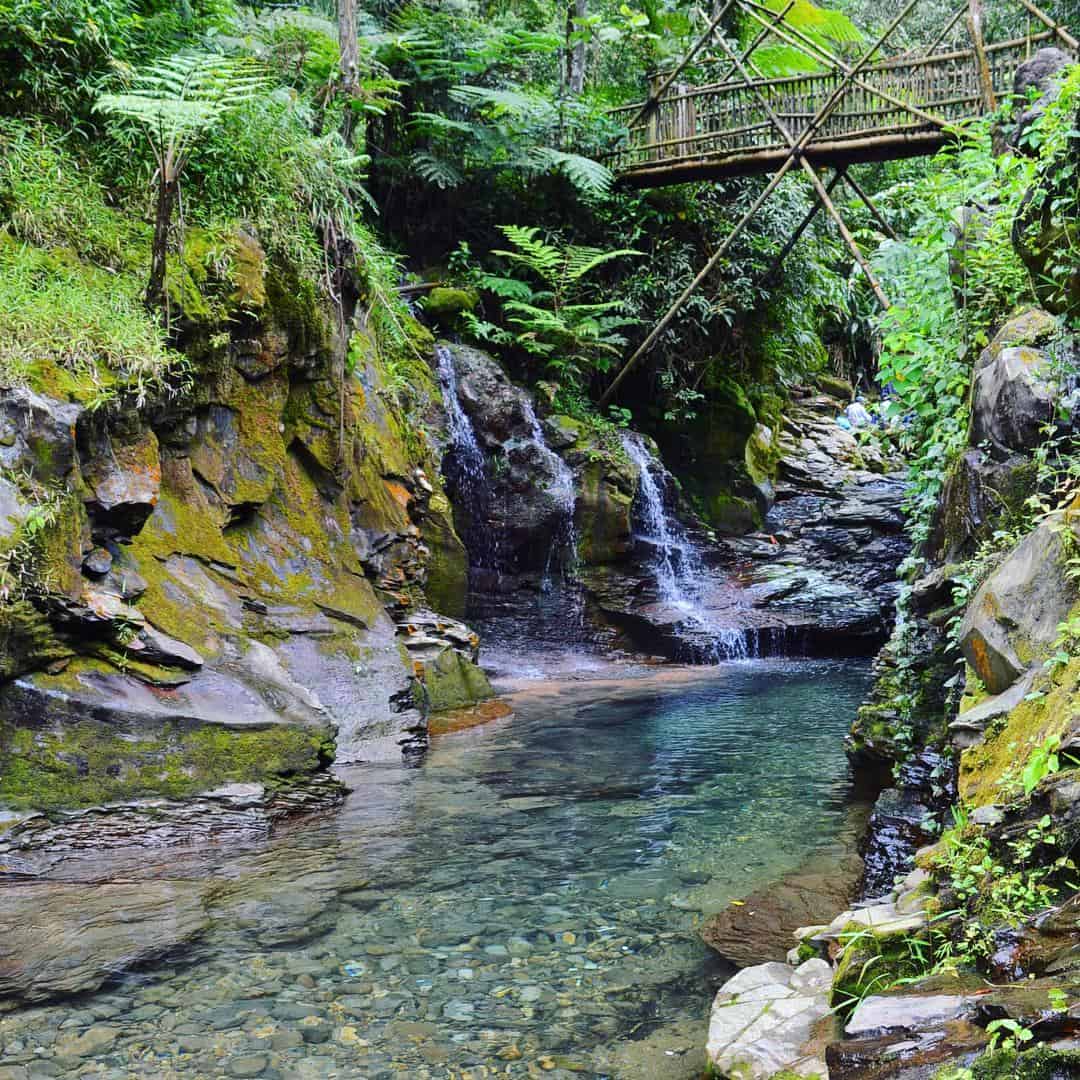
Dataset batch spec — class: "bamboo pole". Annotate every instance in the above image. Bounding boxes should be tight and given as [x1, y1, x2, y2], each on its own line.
[966, 0, 997, 112]
[1016, 0, 1079, 52]
[713, 0, 796, 86]
[760, 169, 844, 282]
[842, 170, 899, 239]
[630, 0, 740, 128]
[925, 6, 968, 55]
[598, 0, 918, 407]
[738, 0, 951, 129]
[713, 34, 891, 307]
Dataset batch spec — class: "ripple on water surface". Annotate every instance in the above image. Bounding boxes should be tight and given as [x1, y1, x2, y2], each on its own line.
[0, 658, 872, 1079]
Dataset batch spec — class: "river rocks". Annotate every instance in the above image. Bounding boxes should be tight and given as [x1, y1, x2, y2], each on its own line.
[0, 880, 208, 1006]
[958, 504, 1080, 694]
[846, 990, 976, 1038]
[701, 848, 865, 967]
[732, 392, 908, 652]
[705, 958, 835, 1078]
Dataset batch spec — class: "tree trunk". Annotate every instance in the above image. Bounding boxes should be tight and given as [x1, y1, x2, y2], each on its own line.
[145, 174, 178, 312]
[339, 0, 360, 143]
[566, 0, 587, 96]
[966, 0, 996, 113]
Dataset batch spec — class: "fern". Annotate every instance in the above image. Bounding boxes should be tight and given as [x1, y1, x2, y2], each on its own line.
[524, 148, 614, 198]
[96, 51, 266, 308]
[474, 225, 641, 387]
[447, 84, 551, 116]
[96, 52, 265, 155]
[410, 151, 464, 189]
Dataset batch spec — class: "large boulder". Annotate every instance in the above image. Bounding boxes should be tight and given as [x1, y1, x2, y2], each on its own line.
[926, 449, 1036, 563]
[0, 388, 81, 485]
[440, 344, 577, 572]
[1009, 47, 1075, 151]
[958, 505, 1080, 694]
[969, 332, 1072, 456]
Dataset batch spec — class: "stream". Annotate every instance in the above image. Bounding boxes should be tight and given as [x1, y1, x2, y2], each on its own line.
[0, 658, 872, 1079]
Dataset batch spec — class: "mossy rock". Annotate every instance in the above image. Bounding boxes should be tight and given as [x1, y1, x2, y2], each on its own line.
[832, 924, 936, 1007]
[959, 658, 1078, 807]
[816, 373, 854, 401]
[744, 423, 779, 487]
[0, 600, 72, 682]
[421, 504, 469, 620]
[422, 647, 494, 714]
[0, 667, 332, 812]
[962, 1046, 1080, 1079]
[703, 492, 761, 536]
[423, 287, 479, 324]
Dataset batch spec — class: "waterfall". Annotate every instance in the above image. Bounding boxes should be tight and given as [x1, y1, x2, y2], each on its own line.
[434, 345, 497, 568]
[518, 397, 578, 579]
[621, 433, 749, 661]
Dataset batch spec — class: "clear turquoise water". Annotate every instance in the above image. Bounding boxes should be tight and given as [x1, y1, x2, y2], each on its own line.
[0, 659, 871, 1079]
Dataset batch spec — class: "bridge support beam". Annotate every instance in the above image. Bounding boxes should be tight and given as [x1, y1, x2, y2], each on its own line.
[711, 32, 891, 308]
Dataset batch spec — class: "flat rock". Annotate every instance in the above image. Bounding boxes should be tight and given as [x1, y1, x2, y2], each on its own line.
[706, 959, 835, 1078]
[0, 881, 207, 1005]
[846, 993, 974, 1037]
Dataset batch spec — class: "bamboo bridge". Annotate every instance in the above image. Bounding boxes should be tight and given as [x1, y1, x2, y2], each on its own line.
[610, 30, 1065, 187]
[596, 0, 1078, 407]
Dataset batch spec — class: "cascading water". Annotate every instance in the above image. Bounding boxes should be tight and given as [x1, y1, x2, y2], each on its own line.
[435, 345, 498, 568]
[515, 397, 583, 631]
[621, 433, 750, 661]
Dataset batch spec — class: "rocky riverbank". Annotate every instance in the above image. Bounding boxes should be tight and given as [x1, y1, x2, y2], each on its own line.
[697, 47, 1080, 1077]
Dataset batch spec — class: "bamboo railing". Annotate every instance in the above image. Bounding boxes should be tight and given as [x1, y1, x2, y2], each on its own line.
[607, 31, 1061, 181]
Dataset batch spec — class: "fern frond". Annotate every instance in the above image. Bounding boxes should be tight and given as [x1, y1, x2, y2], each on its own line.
[408, 112, 477, 136]
[95, 52, 265, 159]
[475, 273, 535, 301]
[524, 147, 615, 198]
[410, 151, 464, 189]
[563, 244, 643, 283]
[494, 225, 564, 287]
[447, 85, 551, 118]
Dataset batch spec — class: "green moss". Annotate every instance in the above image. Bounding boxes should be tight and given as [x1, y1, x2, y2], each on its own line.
[423, 287, 478, 323]
[965, 1047, 1080, 1079]
[959, 659, 1078, 807]
[423, 648, 494, 714]
[816, 373, 854, 400]
[744, 423, 779, 486]
[0, 687, 330, 812]
[265, 261, 331, 356]
[702, 492, 761, 536]
[0, 601, 72, 681]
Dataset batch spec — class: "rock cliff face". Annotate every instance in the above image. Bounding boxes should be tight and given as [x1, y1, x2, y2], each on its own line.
[0, 242, 494, 851]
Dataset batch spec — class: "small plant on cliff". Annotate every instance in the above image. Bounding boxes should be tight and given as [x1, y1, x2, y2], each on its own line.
[95, 51, 266, 312]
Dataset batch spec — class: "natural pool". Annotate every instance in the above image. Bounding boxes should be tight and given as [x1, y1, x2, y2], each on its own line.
[0, 659, 872, 1079]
